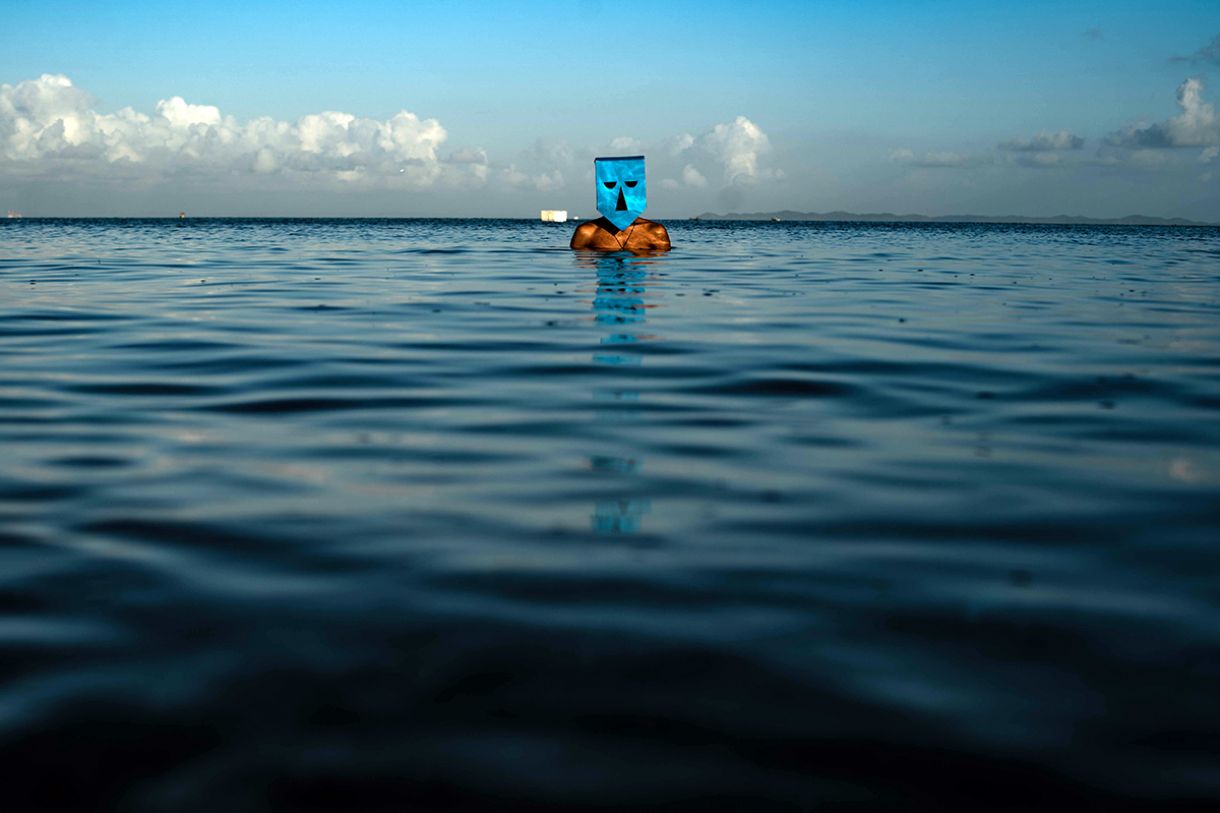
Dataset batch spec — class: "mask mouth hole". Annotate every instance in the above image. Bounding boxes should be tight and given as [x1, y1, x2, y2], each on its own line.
[616, 189, 628, 211]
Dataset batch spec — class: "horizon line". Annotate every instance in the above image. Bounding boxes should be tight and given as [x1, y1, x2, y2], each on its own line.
[3, 213, 1216, 226]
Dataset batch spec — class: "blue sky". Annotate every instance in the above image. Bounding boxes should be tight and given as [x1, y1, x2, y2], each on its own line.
[2, 0, 1219, 218]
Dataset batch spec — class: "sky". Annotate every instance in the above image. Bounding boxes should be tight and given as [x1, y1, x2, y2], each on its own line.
[2, 0, 1220, 219]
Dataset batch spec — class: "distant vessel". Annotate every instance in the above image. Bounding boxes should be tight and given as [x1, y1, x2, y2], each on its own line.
[540, 210, 567, 223]
[6, 210, 22, 219]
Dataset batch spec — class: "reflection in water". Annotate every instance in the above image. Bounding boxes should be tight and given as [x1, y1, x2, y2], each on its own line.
[576, 252, 664, 534]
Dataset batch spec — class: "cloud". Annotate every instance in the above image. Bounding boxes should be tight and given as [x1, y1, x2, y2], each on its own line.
[892, 132, 1082, 172]
[1106, 77, 1220, 148]
[477, 116, 778, 203]
[998, 130, 1084, 151]
[1170, 34, 1220, 65]
[494, 163, 566, 192]
[681, 164, 708, 188]
[0, 74, 783, 212]
[0, 73, 464, 188]
[524, 137, 574, 168]
[887, 81, 1220, 179]
[631, 116, 781, 215]
[156, 96, 223, 129]
[447, 146, 487, 164]
[607, 135, 641, 152]
[1093, 148, 1174, 170]
[889, 147, 988, 168]
[663, 133, 695, 155]
[695, 115, 776, 183]
[532, 169, 564, 191]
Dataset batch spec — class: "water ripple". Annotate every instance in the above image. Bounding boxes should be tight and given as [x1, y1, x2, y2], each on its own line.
[1, 218, 1219, 808]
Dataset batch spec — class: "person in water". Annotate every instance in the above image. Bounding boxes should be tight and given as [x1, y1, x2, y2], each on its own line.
[570, 155, 671, 252]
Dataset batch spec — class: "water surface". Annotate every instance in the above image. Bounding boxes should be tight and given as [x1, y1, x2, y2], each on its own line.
[2, 218, 1219, 809]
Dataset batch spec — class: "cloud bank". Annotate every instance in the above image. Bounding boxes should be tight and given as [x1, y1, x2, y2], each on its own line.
[1, 74, 780, 214]
[0, 74, 461, 188]
[885, 79, 1220, 181]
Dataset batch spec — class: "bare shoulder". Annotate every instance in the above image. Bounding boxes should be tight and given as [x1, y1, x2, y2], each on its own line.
[637, 218, 669, 237]
[634, 218, 671, 249]
[569, 221, 601, 249]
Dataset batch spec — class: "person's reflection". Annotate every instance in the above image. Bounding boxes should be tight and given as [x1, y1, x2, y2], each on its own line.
[573, 251, 665, 534]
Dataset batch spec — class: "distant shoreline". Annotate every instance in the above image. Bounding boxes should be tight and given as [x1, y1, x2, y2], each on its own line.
[695, 210, 1216, 226]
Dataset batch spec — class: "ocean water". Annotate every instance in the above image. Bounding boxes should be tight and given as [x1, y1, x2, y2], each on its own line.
[1, 218, 1219, 810]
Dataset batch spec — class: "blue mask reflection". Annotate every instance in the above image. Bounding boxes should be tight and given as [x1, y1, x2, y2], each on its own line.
[573, 251, 667, 534]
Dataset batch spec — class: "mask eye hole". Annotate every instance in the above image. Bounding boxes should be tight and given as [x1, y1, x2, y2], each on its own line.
[603, 181, 617, 189]
[625, 181, 638, 188]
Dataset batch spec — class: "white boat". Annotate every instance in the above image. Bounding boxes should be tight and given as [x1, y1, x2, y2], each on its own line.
[540, 210, 568, 223]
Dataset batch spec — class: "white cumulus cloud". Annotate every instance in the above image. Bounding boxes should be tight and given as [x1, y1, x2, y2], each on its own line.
[663, 133, 695, 155]
[1, 75, 786, 212]
[681, 164, 708, 188]
[1106, 77, 1220, 148]
[645, 116, 780, 193]
[0, 73, 465, 188]
[608, 135, 641, 152]
[697, 115, 775, 183]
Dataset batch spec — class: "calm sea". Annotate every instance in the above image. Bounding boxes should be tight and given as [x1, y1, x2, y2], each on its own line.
[2, 218, 1219, 810]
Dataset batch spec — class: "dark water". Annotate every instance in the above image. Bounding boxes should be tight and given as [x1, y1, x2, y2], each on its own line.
[2, 218, 1219, 810]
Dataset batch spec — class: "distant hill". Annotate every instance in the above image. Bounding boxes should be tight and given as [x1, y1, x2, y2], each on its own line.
[693, 210, 1215, 226]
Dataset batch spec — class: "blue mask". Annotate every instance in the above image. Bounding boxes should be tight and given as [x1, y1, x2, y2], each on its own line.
[595, 155, 646, 232]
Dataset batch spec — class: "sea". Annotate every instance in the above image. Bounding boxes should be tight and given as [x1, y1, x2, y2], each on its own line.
[2, 218, 1219, 810]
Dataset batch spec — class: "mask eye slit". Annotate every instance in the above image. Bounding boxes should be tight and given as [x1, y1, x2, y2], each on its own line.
[603, 181, 617, 189]
[625, 181, 638, 188]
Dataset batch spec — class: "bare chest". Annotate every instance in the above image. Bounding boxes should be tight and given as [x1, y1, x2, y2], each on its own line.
[585, 222, 661, 251]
